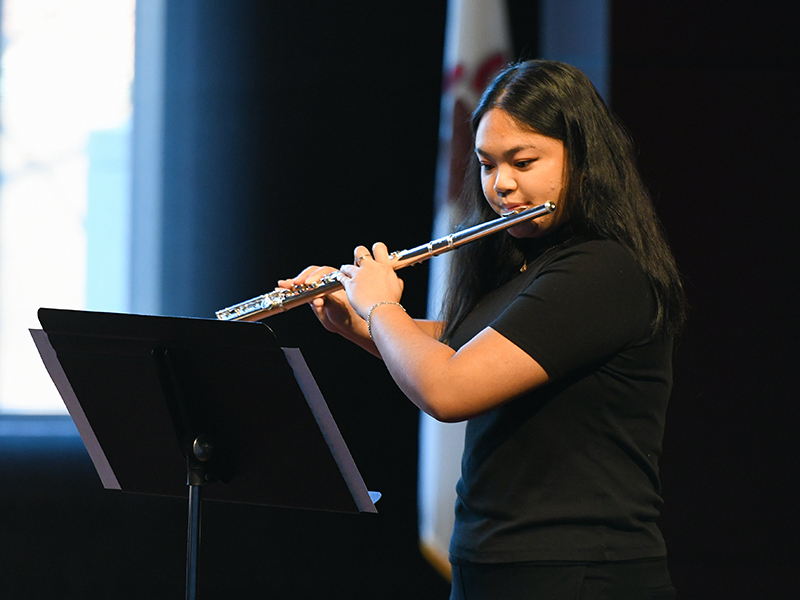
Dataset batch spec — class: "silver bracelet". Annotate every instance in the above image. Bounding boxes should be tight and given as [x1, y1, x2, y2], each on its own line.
[366, 301, 406, 341]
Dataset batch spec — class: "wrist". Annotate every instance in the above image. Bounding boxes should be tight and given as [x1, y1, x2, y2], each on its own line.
[366, 301, 406, 341]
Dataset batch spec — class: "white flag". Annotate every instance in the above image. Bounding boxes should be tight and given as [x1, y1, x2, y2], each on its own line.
[419, 0, 512, 579]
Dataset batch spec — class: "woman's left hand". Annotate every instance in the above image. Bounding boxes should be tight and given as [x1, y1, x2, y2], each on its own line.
[338, 242, 404, 319]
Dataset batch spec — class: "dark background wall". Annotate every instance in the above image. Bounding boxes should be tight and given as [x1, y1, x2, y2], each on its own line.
[1, 1, 796, 598]
[610, 2, 797, 597]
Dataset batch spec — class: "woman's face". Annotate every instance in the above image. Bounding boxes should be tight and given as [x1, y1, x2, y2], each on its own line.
[474, 108, 567, 238]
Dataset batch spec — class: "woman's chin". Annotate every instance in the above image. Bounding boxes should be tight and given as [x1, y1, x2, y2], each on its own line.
[507, 222, 542, 238]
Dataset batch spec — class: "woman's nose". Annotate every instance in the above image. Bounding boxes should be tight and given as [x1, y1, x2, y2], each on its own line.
[493, 166, 516, 197]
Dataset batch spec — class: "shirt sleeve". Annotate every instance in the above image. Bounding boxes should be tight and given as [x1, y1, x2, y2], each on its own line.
[490, 240, 655, 380]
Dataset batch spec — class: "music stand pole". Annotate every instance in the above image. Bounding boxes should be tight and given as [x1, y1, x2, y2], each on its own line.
[187, 482, 201, 600]
[154, 345, 218, 600]
[186, 436, 213, 600]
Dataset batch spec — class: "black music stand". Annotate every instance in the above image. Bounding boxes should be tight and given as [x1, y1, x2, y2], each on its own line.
[32, 308, 378, 600]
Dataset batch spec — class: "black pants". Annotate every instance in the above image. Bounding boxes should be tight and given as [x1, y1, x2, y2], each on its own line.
[450, 557, 675, 600]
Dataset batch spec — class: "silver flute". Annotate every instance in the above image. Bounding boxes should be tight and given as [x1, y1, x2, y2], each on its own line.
[216, 201, 556, 322]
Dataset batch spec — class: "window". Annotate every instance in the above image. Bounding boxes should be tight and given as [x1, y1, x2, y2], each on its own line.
[0, 0, 136, 413]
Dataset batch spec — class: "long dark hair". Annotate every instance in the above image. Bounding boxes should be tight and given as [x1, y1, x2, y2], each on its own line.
[440, 60, 686, 341]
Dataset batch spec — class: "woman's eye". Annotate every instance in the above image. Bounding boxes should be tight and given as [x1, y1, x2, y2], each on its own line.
[515, 159, 534, 168]
[480, 162, 495, 172]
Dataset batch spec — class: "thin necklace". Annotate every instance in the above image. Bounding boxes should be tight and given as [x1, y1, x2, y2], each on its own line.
[519, 229, 576, 274]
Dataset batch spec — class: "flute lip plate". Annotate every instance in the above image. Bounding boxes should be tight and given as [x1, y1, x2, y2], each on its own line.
[502, 202, 555, 217]
[501, 205, 538, 217]
[501, 208, 524, 217]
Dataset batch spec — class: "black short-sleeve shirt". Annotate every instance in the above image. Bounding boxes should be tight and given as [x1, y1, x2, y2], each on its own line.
[448, 236, 672, 564]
